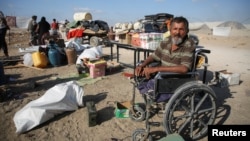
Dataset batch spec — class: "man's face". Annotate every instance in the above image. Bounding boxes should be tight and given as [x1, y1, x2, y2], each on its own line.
[170, 22, 187, 45]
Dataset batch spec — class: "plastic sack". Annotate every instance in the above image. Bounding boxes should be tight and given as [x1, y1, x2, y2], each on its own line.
[13, 81, 84, 134]
[65, 38, 88, 52]
[76, 45, 103, 64]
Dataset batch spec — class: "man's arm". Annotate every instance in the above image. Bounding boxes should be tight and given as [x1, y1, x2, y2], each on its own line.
[135, 55, 155, 76]
[142, 65, 188, 79]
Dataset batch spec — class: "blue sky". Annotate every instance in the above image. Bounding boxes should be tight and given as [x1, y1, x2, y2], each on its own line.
[1, 0, 249, 26]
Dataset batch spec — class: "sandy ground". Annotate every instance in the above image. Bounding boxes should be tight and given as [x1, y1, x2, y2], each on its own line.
[0, 28, 250, 141]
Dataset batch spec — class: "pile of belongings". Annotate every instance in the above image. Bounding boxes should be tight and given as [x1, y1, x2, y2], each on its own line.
[66, 20, 110, 39]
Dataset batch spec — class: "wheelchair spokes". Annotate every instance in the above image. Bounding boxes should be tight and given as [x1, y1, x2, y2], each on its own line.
[163, 81, 217, 140]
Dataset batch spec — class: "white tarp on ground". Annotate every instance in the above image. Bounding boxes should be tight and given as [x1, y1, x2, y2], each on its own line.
[213, 27, 231, 36]
[13, 81, 84, 134]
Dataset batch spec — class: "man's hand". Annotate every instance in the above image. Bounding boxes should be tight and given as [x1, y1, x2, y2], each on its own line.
[135, 66, 144, 76]
[142, 67, 158, 79]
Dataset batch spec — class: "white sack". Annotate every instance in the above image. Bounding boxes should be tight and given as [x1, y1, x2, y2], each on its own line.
[13, 81, 84, 134]
[65, 38, 89, 52]
[76, 45, 103, 64]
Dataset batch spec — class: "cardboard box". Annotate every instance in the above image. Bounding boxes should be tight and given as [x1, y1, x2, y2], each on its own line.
[215, 70, 240, 87]
[119, 33, 132, 45]
[114, 101, 131, 118]
[88, 60, 107, 78]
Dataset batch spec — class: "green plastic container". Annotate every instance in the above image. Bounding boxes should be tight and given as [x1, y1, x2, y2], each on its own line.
[114, 101, 131, 118]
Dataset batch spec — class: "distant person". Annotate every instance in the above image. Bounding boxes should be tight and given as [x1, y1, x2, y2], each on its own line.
[64, 19, 70, 37]
[160, 18, 173, 39]
[64, 19, 69, 26]
[27, 15, 38, 46]
[51, 18, 59, 35]
[0, 11, 10, 57]
[36, 16, 50, 45]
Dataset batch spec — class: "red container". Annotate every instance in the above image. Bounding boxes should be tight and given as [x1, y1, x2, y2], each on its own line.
[131, 33, 141, 47]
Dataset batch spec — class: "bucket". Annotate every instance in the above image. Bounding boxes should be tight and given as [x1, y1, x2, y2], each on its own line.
[65, 47, 77, 65]
[73, 12, 92, 21]
[0, 62, 6, 85]
[32, 52, 48, 68]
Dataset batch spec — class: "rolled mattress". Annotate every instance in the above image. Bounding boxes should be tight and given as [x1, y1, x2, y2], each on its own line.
[73, 12, 92, 21]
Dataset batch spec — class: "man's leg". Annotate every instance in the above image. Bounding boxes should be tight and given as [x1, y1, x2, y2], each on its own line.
[0, 33, 8, 57]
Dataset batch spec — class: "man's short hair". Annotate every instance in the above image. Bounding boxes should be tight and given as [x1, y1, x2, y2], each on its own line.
[32, 15, 37, 20]
[171, 16, 189, 33]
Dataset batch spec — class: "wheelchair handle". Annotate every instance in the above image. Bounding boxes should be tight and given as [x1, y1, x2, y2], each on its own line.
[196, 48, 211, 54]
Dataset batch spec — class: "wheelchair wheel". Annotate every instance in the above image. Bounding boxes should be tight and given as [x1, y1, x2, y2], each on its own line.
[132, 128, 153, 141]
[129, 105, 146, 122]
[163, 81, 217, 140]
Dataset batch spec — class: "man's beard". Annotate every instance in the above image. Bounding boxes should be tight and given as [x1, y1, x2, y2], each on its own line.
[171, 36, 183, 45]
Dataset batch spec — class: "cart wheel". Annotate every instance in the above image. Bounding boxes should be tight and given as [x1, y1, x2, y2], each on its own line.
[129, 106, 145, 122]
[90, 36, 101, 46]
[132, 128, 153, 141]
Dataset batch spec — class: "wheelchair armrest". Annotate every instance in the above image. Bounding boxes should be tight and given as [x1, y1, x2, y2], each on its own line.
[136, 60, 161, 67]
[196, 48, 211, 54]
[154, 71, 198, 80]
[153, 72, 198, 94]
[148, 61, 161, 67]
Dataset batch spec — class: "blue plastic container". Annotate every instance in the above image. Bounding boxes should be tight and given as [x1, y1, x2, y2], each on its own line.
[48, 44, 61, 67]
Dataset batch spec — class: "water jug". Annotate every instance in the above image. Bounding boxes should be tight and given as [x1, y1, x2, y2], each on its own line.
[32, 52, 48, 68]
[48, 43, 61, 67]
[23, 53, 33, 67]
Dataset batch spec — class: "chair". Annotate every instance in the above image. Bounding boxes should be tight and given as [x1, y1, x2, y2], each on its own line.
[130, 46, 217, 141]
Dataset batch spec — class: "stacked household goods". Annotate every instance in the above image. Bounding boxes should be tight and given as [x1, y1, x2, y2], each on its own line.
[139, 33, 163, 50]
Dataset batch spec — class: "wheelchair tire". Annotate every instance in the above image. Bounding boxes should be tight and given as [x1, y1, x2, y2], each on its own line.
[129, 106, 146, 122]
[163, 81, 217, 140]
[132, 128, 153, 141]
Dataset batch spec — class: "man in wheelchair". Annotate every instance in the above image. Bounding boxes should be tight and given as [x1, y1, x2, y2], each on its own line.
[135, 16, 196, 101]
[131, 16, 216, 141]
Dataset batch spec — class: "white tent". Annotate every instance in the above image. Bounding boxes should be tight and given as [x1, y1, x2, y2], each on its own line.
[16, 17, 30, 29]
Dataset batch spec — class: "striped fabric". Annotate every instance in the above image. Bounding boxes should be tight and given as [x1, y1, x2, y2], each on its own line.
[151, 36, 195, 70]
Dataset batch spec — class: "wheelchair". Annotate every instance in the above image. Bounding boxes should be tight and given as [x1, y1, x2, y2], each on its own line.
[129, 46, 217, 141]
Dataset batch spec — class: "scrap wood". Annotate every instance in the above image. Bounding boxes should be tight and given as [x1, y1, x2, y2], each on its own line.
[20, 64, 45, 71]
[84, 29, 107, 35]
[4, 64, 25, 69]
[1, 59, 23, 62]
[4, 64, 44, 71]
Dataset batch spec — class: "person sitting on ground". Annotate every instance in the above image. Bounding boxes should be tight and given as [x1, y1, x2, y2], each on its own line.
[135, 16, 196, 99]
[36, 16, 50, 45]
